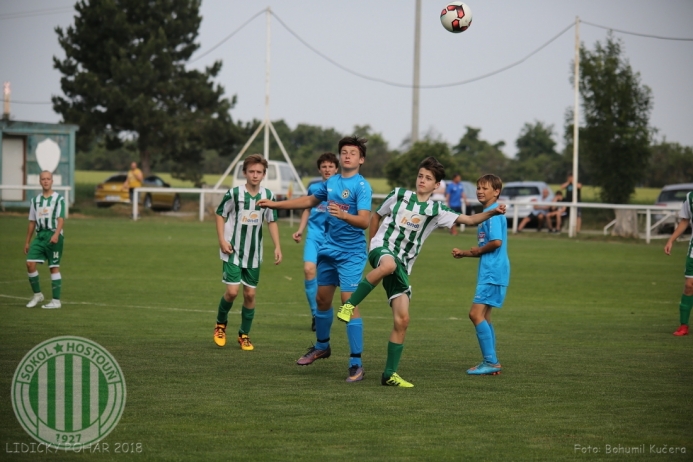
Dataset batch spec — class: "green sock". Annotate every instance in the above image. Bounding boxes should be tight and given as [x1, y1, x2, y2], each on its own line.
[680, 294, 693, 325]
[384, 341, 404, 378]
[216, 297, 233, 324]
[51, 275, 62, 300]
[239, 306, 255, 335]
[28, 273, 40, 294]
[348, 278, 377, 306]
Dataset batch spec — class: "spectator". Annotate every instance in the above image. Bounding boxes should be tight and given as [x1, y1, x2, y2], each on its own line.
[560, 173, 582, 233]
[546, 191, 566, 232]
[123, 161, 144, 203]
[517, 188, 552, 232]
[446, 173, 468, 235]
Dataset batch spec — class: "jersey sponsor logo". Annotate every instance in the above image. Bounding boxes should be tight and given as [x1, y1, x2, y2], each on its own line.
[240, 210, 261, 225]
[341, 189, 350, 199]
[478, 231, 486, 245]
[11, 337, 126, 450]
[328, 200, 349, 212]
[399, 211, 422, 231]
[37, 207, 51, 219]
[315, 203, 328, 213]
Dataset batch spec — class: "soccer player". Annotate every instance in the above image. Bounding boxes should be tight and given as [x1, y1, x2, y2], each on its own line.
[452, 174, 509, 376]
[213, 154, 282, 351]
[24, 171, 65, 309]
[292, 153, 339, 331]
[663, 191, 693, 336]
[445, 173, 467, 235]
[336, 157, 506, 387]
[259, 136, 372, 382]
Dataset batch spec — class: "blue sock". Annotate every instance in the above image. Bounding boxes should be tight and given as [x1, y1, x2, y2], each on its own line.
[346, 318, 363, 367]
[489, 323, 496, 350]
[315, 307, 333, 350]
[304, 278, 318, 317]
[475, 320, 498, 365]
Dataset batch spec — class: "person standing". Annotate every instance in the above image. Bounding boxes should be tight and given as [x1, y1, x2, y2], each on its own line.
[25, 171, 65, 309]
[664, 191, 693, 336]
[446, 174, 467, 235]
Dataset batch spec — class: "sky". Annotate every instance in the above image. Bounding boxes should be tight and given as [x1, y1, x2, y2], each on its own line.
[1, 0, 692, 158]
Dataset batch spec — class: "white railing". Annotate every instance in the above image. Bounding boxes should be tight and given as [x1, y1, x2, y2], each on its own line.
[0, 185, 72, 218]
[503, 200, 681, 244]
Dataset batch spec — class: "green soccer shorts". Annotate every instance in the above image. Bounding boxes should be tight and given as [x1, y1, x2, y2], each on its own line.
[368, 247, 412, 303]
[26, 231, 64, 268]
[685, 241, 693, 278]
[222, 260, 260, 288]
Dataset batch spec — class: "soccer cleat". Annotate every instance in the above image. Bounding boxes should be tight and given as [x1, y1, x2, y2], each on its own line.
[336, 303, 355, 323]
[26, 293, 44, 308]
[296, 344, 331, 365]
[311, 316, 316, 332]
[381, 372, 414, 388]
[346, 365, 364, 383]
[673, 325, 689, 336]
[238, 334, 254, 351]
[213, 323, 227, 347]
[41, 299, 61, 309]
[466, 362, 502, 375]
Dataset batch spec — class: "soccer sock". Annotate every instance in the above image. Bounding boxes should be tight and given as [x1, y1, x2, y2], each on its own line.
[315, 307, 333, 350]
[346, 278, 377, 307]
[28, 271, 40, 294]
[216, 297, 233, 324]
[50, 272, 62, 300]
[304, 278, 318, 317]
[384, 341, 404, 378]
[346, 318, 364, 367]
[680, 294, 693, 325]
[475, 320, 498, 365]
[489, 323, 496, 350]
[239, 306, 255, 335]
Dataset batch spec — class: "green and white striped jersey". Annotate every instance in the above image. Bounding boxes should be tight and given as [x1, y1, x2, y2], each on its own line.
[28, 192, 65, 234]
[216, 185, 278, 268]
[371, 188, 459, 274]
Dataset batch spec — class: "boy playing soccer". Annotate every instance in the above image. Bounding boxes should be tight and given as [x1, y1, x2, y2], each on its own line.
[336, 157, 506, 387]
[213, 154, 282, 351]
[292, 153, 339, 331]
[452, 174, 509, 376]
[663, 191, 693, 336]
[259, 137, 372, 382]
[24, 171, 66, 309]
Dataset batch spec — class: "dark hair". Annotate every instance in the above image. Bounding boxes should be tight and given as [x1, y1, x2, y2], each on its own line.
[316, 152, 339, 169]
[476, 174, 503, 191]
[452, 173, 462, 180]
[418, 157, 445, 182]
[338, 136, 367, 158]
[243, 153, 268, 172]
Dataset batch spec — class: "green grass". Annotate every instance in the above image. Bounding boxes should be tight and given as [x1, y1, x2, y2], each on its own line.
[0, 215, 691, 460]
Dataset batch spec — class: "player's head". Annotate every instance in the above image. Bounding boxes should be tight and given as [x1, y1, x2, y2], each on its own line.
[417, 157, 445, 196]
[338, 136, 367, 172]
[476, 174, 502, 206]
[242, 154, 268, 186]
[39, 171, 53, 191]
[316, 152, 339, 181]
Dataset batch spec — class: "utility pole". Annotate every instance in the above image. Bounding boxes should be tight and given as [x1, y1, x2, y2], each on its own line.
[569, 16, 580, 238]
[411, 0, 422, 144]
[3, 82, 10, 118]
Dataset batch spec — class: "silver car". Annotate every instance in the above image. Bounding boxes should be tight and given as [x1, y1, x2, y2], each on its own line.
[654, 183, 693, 232]
[499, 181, 554, 221]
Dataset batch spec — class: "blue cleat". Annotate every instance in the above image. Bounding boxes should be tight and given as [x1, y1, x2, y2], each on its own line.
[466, 362, 502, 375]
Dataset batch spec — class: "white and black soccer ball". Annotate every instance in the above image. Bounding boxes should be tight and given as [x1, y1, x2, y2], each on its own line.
[440, 2, 472, 33]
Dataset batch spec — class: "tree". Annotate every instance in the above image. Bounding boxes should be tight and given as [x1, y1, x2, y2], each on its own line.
[384, 140, 454, 189]
[643, 140, 693, 188]
[351, 125, 394, 178]
[53, 0, 239, 184]
[509, 121, 564, 183]
[575, 35, 652, 204]
[452, 127, 508, 180]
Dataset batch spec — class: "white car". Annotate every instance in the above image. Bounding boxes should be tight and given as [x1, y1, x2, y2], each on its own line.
[499, 181, 554, 221]
[654, 183, 693, 232]
[461, 181, 482, 213]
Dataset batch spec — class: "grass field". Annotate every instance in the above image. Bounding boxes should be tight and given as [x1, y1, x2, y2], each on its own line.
[1, 216, 691, 461]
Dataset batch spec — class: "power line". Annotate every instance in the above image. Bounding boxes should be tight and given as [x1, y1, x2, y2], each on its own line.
[190, 9, 265, 63]
[0, 6, 73, 21]
[582, 20, 693, 41]
[11, 100, 54, 105]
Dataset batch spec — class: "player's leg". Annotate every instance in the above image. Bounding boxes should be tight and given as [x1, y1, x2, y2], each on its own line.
[382, 288, 414, 388]
[25, 236, 46, 308]
[674, 255, 693, 336]
[214, 261, 241, 347]
[42, 235, 64, 309]
[303, 239, 319, 331]
[237, 273, 258, 350]
[467, 284, 505, 375]
[339, 251, 368, 381]
[338, 249, 396, 322]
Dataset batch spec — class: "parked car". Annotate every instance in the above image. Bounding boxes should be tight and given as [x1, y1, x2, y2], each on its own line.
[499, 181, 554, 221]
[232, 160, 303, 201]
[653, 183, 693, 232]
[460, 180, 482, 213]
[95, 174, 181, 211]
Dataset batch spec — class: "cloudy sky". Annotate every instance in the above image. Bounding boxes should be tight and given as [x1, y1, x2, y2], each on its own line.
[1, 0, 692, 157]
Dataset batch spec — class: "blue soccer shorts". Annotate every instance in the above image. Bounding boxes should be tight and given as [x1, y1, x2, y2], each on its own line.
[473, 283, 507, 308]
[303, 238, 320, 265]
[317, 246, 366, 293]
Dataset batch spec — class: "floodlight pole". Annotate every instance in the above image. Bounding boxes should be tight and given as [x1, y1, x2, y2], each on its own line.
[411, 0, 421, 144]
[264, 6, 271, 159]
[569, 16, 580, 238]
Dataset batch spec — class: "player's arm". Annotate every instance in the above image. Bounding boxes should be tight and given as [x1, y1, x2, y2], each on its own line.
[664, 218, 690, 255]
[50, 218, 64, 244]
[293, 208, 311, 243]
[369, 212, 383, 243]
[268, 221, 282, 265]
[258, 195, 319, 210]
[24, 221, 36, 254]
[452, 240, 502, 259]
[329, 205, 370, 229]
[455, 204, 506, 225]
[215, 214, 233, 254]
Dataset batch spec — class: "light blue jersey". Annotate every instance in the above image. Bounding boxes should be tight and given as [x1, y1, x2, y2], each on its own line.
[477, 202, 510, 286]
[312, 173, 372, 254]
[306, 182, 329, 240]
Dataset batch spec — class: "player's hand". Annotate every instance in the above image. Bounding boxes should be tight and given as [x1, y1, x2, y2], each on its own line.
[219, 241, 233, 255]
[494, 204, 507, 215]
[50, 233, 59, 244]
[328, 202, 345, 220]
[257, 199, 275, 209]
[274, 248, 282, 265]
[664, 241, 673, 255]
[452, 248, 465, 259]
[24, 243, 29, 255]
[292, 231, 302, 243]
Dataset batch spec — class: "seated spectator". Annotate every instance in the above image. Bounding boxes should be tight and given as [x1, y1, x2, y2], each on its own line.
[517, 188, 552, 232]
[545, 191, 566, 233]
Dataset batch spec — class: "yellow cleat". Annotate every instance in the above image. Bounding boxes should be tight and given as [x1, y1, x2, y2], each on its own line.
[337, 303, 355, 323]
[381, 372, 414, 388]
[238, 334, 254, 351]
[213, 323, 226, 347]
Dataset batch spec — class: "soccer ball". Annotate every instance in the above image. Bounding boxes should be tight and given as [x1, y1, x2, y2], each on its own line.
[440, 2, 473, 33]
